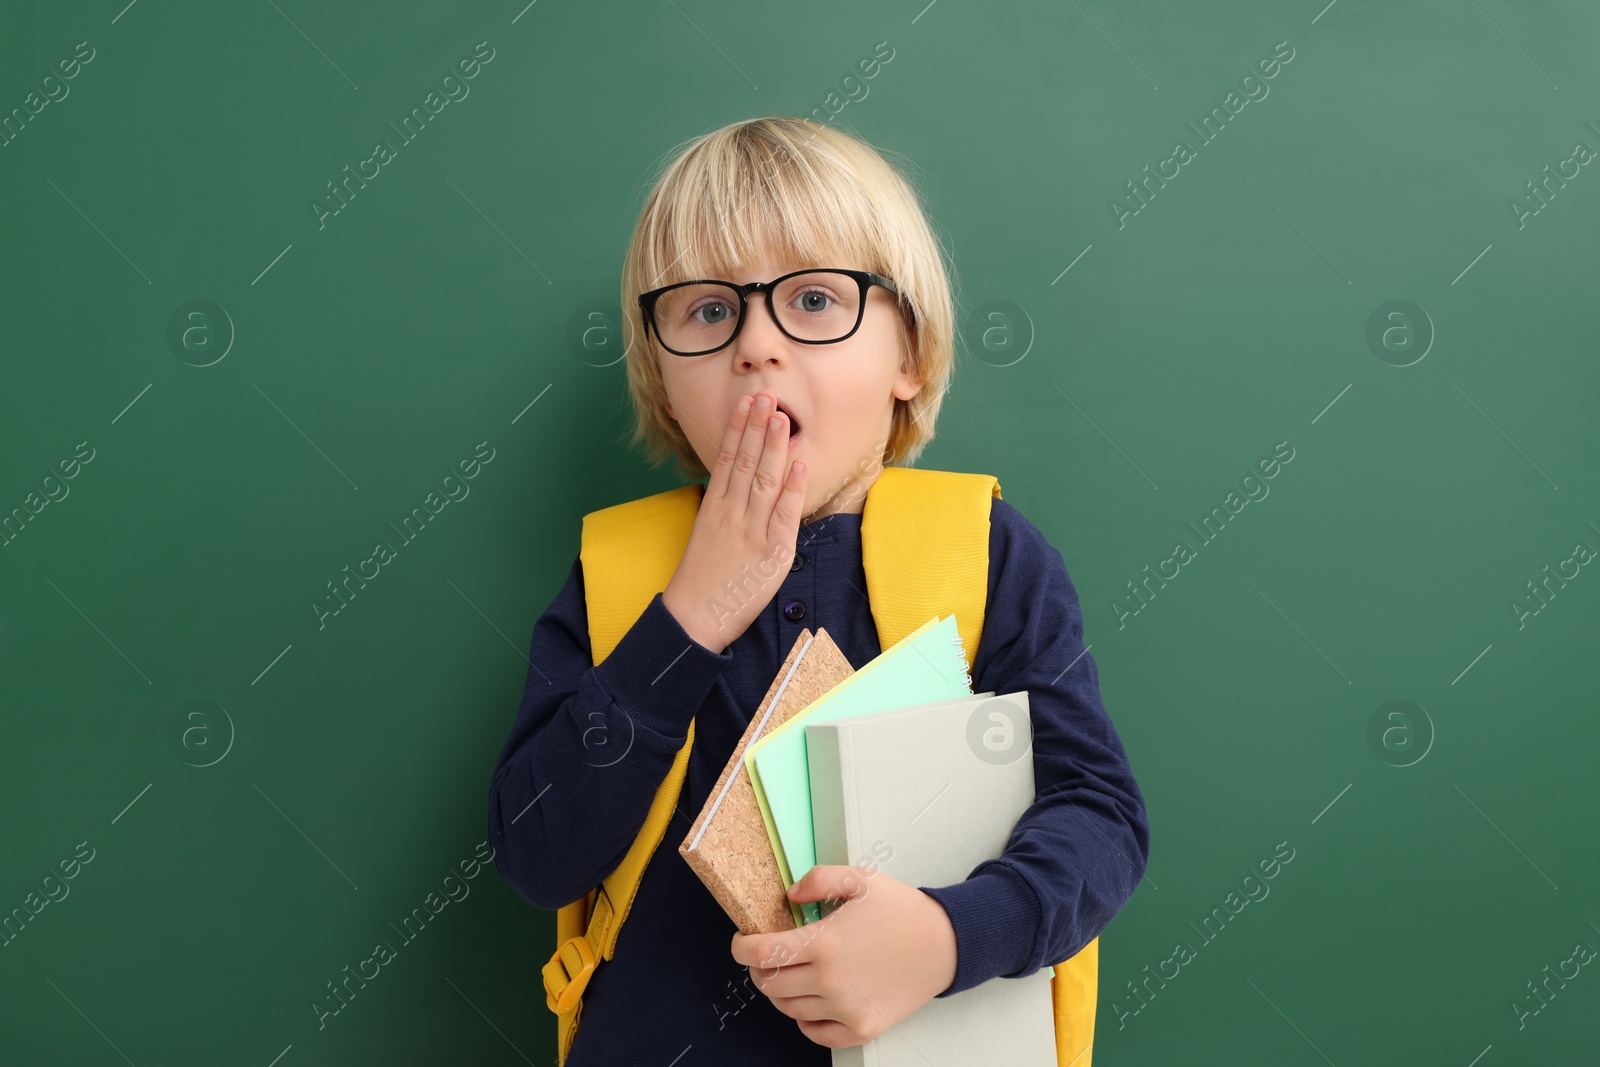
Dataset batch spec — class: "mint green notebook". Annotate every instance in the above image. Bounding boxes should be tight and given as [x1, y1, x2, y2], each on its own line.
[745, 613, 973, 924]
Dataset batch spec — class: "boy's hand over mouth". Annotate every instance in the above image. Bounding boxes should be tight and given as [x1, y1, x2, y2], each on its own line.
[663, 389, 808, 653]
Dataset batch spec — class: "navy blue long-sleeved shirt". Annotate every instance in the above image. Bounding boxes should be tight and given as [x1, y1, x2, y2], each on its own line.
[487, 492, 1149, 1065]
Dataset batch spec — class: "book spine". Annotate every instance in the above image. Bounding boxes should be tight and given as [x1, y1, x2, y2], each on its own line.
[807, 724, 849, 926]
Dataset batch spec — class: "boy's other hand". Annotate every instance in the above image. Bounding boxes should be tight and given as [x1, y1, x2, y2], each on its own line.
[663, 390, 808, 654]
[729, 864, 958, 1049]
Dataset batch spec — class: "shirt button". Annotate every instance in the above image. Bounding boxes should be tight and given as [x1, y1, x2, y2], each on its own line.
[783, 600, 805, 622]
[790, 553, 807, 572]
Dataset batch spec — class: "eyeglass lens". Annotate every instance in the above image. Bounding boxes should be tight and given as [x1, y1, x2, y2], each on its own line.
[654, 271, 861, 354]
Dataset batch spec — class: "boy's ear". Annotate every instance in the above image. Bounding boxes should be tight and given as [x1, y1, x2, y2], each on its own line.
[892, 324, 923, 400]
[892, 356, 924, 402]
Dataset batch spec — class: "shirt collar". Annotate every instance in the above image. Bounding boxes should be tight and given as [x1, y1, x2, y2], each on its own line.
[796, 509, 863, 548]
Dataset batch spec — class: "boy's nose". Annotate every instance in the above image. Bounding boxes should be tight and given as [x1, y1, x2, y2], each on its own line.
[733, 292, 790, 368]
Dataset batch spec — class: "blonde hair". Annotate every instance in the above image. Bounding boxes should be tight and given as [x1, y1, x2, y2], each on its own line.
[618, 116, 956, 480]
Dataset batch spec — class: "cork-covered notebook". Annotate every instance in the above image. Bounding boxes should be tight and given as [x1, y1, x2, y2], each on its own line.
[679, 627, 856, 934]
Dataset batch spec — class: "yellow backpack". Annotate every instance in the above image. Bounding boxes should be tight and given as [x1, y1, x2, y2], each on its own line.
[540, 466, 1098, 1065]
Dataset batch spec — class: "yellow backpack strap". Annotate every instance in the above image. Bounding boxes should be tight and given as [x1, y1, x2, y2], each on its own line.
[861, 467, 1098, 1067]
[579, 483, 705, 662]
[1053, 938, 1098, 1066]
[859, 466, 1000, 669]
[543, 483, 703, 1065]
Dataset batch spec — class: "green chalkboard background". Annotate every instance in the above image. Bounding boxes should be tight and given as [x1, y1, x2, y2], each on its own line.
[3, 0, 1596, 1063]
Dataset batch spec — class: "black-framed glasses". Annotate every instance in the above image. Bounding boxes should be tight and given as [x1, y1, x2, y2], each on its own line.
[637, 268, 904, 357]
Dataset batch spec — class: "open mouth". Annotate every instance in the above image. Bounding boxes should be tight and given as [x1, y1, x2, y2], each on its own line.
[774, 400, 802, 443]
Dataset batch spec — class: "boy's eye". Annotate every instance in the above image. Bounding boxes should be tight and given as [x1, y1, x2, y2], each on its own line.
[688, 299, 735, 325]
[792, 287, 836, 314]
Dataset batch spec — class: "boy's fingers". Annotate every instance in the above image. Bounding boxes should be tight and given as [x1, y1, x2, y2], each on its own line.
[769, 457, 807, 543]
[750, 408, 791, 504]
[706, 395, 752, 501]
[732, 926, 819, 972]
[726, 393, 774, 512]
[749, 960, 822, 1002]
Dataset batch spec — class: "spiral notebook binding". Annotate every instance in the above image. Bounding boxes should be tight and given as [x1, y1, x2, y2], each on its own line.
[945, 616, 973, 690]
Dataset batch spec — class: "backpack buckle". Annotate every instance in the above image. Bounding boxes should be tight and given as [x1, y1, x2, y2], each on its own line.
[543, 933, 599, 1014]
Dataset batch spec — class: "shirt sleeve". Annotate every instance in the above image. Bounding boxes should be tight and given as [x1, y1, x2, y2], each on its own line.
[918, 497, 1151, 997]
[486, 554, 734, 911]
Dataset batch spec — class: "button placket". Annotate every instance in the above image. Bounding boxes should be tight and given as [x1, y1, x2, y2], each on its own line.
[780, 544, 813, 625]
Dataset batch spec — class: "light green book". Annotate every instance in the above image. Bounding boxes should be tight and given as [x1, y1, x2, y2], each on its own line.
[744, 613, 973, 925]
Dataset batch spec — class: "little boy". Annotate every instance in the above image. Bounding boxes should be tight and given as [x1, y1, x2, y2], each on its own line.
[487, 115, 1149, 1064]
